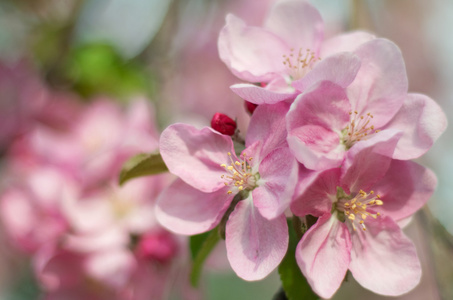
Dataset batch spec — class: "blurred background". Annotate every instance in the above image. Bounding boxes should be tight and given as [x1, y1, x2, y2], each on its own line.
[0, 0, 452, 299]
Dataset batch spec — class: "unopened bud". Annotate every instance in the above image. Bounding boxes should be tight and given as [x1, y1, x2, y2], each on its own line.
[244, 101, 258, 115]
[135, 231, 178, 264]
[211, 113, 237, 136]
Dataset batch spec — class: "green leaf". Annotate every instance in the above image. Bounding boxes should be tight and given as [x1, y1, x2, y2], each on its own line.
[189, 231, 212, 260]
[119, 152, 168, 185]
[278, 218, 319, 300]
[190, 227, 220, 287]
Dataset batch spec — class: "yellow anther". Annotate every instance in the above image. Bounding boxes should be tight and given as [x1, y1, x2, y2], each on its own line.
[375, 200, 383, 205]
[238, 186, 244, 191]
[220, 164, 226, 168]
[227, 166, 234, 171]
[348, 214, 356, 220]
[227, 152, 231, 156]
[361, 214, 367, 220]
[377, 212, 381, 216]
[227, 191, 232, 195]
[235, 161, 241, 166]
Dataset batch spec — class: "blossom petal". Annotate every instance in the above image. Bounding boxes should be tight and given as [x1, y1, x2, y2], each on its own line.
[155, 179, 232, 235]
[287, 81, 350, 170]
[253, 147, 298, 219]
[349, 216, 421, 296]
[347, 39, 408, 128]
[264, 0, 323, 51]
[292, 52, 361, 92]
[320, 31, 376, 57]
[246, 102, 290, 161]
[218, 14, 289, 82]
[226, 197, 288, 280]
[341, 129, 402, 193]
[159, 123, 234, 193]
[291, 168, 340, 218]
[230, 82, 296, 105]
[384, 93, 448, 160]
[296, 214, 351, 299]
[372, 160, 437, 221]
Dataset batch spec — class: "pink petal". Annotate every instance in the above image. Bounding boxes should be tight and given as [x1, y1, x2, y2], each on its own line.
[264, 0, 323, 51]
[320, 31, 376, 57]
[296, 214, 351, 299]
[372, 160, 436, 221]
[292, 52, 361, 92]
[230, 82, 296, 105]
[253, 147, 298, 219]
[291, 168, 340, 218]
[349, 216, 421, 296]
[287, 81, 350, 170]
[155, 179, 232, 235]
[292, 165, 322, 202]
[218, 14, 289, 82]
[347, 39, 408, 128]
[159, 123, 234, 193]
[226, 197, 288, 280]
[341, 129, 402, 193]
[246, 102, 290, 161]
[85, 249, 136, 289]
[384, 93, 448, 160]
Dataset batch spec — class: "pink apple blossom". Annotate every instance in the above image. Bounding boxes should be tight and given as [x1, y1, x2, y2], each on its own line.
[291, 133, 437, 298]
[218, 0, 374, 104]
[286, 38, 447, 170]
[156, 103, 298, 280]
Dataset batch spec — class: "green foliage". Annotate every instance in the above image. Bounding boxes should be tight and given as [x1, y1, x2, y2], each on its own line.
[65, 43, 153, 99]
[278, 218, 319, 300]
[189, 227, 220, 287]
[119, 152, 168, 185]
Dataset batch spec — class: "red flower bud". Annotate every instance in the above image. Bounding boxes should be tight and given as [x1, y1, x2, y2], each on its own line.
[244, 101, 258, 115]
[211, 113, 237, 136]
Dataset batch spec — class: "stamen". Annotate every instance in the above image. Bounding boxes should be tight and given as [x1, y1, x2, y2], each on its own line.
[220, 152, 258, 195]
[337, 189, 383, 232]
[342, 111, 380, 149]
[281, 48, 320, 80]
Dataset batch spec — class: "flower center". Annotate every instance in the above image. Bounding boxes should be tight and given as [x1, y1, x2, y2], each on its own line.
[282, 48, 320, 80]
[341, 111, 380, 149]
[336, 189, 383, 231]
[220, 152, 258, 195]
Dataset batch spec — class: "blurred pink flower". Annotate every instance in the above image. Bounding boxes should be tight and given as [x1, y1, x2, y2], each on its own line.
[156, 103, 297, 280]
[8, 97, 160, 187]
[0, 166, 76, 253]
[0, 60, 81, 149]
[291, 132, 437, 298]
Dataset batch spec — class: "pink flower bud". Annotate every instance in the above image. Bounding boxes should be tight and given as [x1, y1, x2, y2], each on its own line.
[211, 113, 237, 136]
[135, 231, 178, 264]
[244, 101, 258, 115]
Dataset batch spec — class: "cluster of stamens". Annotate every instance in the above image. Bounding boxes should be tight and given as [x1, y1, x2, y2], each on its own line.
[282, 48, 320, 80]
[337, 190, 383, 231]
[220, 152, 257, 195]
[343, 111, 380, 149]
